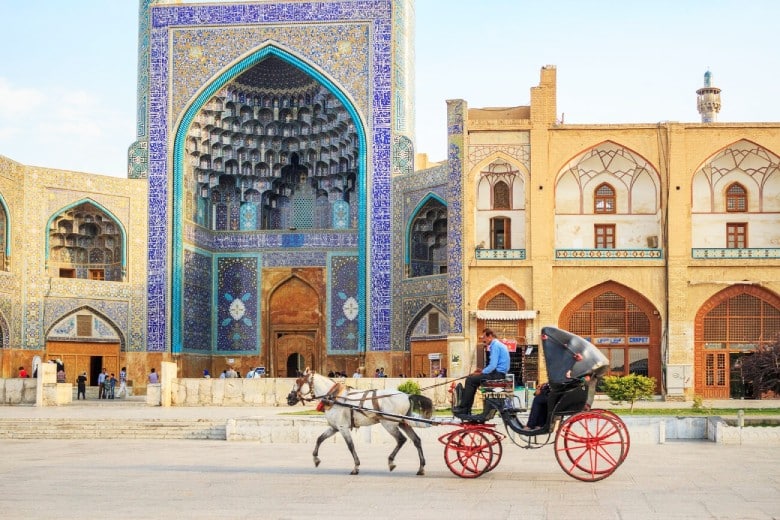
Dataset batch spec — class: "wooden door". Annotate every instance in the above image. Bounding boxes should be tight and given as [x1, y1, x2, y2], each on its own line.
[272, 331, 316, 377]
[46, 341, 120, 384]
[696, 351, 729, 399]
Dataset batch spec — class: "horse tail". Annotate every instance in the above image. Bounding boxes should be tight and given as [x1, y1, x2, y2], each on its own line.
[409, 394, 434, 420]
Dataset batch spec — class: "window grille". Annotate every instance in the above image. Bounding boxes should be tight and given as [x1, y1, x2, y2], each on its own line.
[493, 181, 510, 209]
[726, 183, 747, 212]
[594, 183, 616, 214]
[567, 290, 653, 377]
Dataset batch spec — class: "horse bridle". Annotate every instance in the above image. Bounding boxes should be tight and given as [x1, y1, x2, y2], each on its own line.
[289, 372, 344, 406]
[291, 372, 316, 404]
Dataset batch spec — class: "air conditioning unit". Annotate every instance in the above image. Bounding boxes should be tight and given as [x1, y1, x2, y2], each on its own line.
[646, 235, 659, 248]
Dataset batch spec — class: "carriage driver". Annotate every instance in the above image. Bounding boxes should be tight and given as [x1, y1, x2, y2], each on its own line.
[453, 328, 510, 417]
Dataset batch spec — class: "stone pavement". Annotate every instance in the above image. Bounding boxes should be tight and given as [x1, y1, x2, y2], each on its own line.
[1, 399, 780, 519]
[1, 436, 779, 519]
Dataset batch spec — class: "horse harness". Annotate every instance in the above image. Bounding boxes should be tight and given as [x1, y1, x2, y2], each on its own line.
[295, 373, 395, 428]
[321, 386, 386, 428]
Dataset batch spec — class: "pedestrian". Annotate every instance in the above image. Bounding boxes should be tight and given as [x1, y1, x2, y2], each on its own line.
[107, 373, 117, 399]
[148, 368, 159, 384]
[117, 367, 128, 398]
[97, 368, 108, 399]
[18, 366, 27, 378]
[203, 369, 211, 378]
[76, 372, 87, 400]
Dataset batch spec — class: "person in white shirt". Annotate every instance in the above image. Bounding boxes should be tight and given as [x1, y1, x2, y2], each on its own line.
[117, 367, 128, 398]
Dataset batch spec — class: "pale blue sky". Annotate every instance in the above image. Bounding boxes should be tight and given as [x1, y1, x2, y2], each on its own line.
[1, 1, 778, 177]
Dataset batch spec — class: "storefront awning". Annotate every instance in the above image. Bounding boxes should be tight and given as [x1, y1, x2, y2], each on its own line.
[473, 310, 537, 320]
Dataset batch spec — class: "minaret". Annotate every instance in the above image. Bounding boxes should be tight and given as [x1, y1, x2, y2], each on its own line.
[696, 70, 721, 123]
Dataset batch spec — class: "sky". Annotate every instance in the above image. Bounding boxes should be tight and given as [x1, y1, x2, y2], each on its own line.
[1, 0, 779, 177]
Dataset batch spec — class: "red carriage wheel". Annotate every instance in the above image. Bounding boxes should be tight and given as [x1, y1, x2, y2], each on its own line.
[440, 429, 495, 478]
[480, 429, 504, 473]
[588, 409, 631, 464]
[554, 411, 627, 482]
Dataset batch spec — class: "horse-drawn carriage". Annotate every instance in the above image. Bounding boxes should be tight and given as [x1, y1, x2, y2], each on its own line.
[288, 326, 630, 482]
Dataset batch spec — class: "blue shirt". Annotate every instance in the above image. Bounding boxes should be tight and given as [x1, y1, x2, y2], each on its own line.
[483, 338, 510, 374]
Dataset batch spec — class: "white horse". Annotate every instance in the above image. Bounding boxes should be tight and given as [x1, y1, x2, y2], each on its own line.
[287, 371, 434, 475]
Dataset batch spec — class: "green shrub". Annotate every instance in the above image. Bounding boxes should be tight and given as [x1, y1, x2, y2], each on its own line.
[397, 380, 422, 395]
[601, 374, 656, 411]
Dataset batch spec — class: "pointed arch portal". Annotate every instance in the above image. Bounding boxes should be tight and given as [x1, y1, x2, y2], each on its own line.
[170, 45, 368, 355]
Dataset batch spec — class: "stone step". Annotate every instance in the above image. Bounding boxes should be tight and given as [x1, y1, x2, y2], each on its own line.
[0, 419, 227, 440]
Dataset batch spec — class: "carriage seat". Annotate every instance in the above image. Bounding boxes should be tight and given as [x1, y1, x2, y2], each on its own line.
[480, 373, 514, 393]
[542, 379, 588, 427]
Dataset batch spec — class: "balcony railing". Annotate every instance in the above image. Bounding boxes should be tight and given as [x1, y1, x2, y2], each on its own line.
[691, 248, 780, 259]
[475, 248, 526, 260]
[555, 248, 663, 259]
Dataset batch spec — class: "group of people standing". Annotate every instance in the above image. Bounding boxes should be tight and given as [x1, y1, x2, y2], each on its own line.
[78, 367, 128, 400]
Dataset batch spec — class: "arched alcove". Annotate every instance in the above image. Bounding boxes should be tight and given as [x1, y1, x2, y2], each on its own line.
[406, 194, 447, 277]
[46, 200, 126, 281]
[171, 44, 368, 355]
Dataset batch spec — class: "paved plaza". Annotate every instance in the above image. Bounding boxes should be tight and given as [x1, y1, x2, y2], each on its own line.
[1, 420, 779, 519]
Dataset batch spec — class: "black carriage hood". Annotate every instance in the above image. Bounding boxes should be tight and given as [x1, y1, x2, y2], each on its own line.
[540, 326, 609, 383]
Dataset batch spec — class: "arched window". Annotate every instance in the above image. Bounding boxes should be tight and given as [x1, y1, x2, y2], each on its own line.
[493, 181, 510, 209]
[725, 183, 747, 212]
[594, 183, 616, 214]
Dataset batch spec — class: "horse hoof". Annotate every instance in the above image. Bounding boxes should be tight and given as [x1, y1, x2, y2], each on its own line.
[314, 458, 321, 468]
[350, 469, 359, 475]
[389, 463, 396, 472]
[417, 469, 425, 476]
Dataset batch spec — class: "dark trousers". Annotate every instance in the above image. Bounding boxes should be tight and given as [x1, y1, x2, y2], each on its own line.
[77, 386, 86, 400]
[457, 370, 506, 412]
[527, 390, 549, 428]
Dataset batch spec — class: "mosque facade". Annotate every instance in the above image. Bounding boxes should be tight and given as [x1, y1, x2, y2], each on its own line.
[0, 0, 778, 400]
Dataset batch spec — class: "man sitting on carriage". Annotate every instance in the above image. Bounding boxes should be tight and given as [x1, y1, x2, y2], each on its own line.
[452, 328, 510, 418]
[518, 327, 610, 433]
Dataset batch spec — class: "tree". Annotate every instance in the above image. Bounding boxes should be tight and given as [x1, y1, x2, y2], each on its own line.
[739, 341, 780, 399]
[601, 374, 656, 411]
